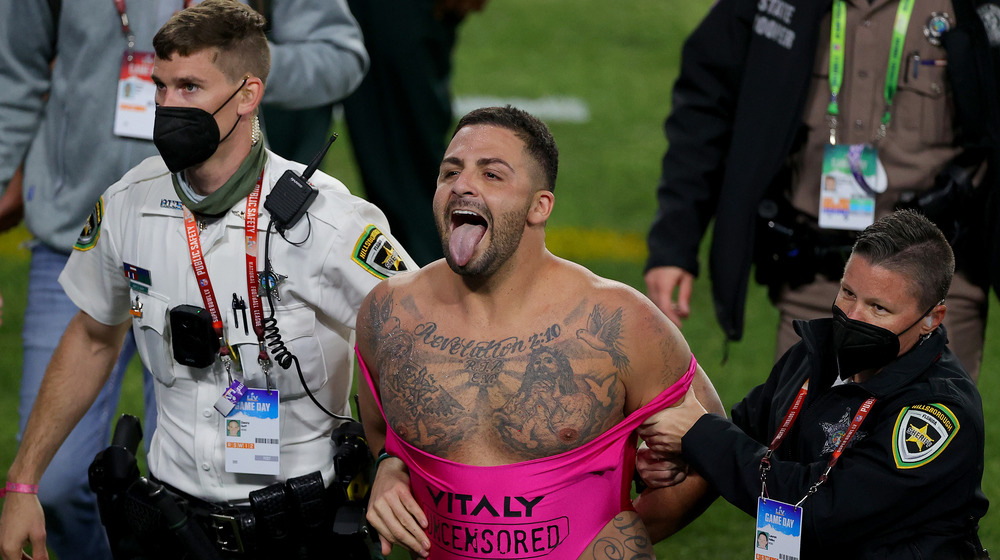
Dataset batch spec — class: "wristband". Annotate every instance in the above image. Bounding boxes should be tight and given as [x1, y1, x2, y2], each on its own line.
[374, 452, 397, 471]
[0, 482, 39, 498]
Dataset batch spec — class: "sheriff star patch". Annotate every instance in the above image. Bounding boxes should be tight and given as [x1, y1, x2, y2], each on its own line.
[893, 403, 959, 469]
[820, 407, 868, 454]
[352, 225, 408, 279]
[74, 197, 104, 251]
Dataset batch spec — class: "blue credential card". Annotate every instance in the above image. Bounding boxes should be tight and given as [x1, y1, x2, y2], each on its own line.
[225, 388, 279, 475]
[755, 497, 802, 560]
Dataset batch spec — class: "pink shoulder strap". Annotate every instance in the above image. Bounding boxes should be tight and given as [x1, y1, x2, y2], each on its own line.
[356, 346, 388, 421]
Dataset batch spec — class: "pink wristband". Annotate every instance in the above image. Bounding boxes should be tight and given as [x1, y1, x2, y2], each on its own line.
[0, 482, 39, 498]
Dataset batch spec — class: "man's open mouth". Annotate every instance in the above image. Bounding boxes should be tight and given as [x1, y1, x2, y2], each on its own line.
[449, 209, 488, 267]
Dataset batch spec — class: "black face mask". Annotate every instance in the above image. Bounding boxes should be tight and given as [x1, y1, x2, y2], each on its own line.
[153, 78, 247, 173]
[830, 303, 934, 379]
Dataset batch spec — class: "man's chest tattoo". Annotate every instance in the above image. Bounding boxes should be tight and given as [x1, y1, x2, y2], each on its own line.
[412, 321, 564, 361]
[368, 292, 631, 457]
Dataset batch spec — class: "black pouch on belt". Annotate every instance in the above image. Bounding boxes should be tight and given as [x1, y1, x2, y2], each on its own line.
[249, 481, 291, 552]
[286, 472, 332, 557]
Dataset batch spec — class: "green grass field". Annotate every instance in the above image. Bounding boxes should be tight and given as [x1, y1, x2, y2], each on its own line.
[1, 0, 997, 557]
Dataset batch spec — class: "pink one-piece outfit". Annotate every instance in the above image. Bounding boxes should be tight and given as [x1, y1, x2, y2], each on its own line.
[358, 350, 696, 559]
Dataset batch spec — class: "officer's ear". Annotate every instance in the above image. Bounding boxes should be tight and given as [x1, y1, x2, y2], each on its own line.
[238, 75, 264, 116]
[922, 302, 946, 335]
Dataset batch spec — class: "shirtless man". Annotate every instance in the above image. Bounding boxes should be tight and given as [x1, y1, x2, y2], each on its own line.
[356, 106, 724, 559]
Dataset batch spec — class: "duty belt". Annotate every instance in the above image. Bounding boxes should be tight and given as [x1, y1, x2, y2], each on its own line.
[155, 471, 332, 556]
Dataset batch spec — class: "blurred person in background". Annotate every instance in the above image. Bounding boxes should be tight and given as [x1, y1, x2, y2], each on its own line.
[343, 0, 490, 266]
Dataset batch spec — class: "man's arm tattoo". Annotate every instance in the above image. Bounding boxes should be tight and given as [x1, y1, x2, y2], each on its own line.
[589, 513, 654, 560]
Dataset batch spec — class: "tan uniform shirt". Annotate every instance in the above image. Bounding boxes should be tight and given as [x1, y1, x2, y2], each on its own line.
[790, 0, 961, 223]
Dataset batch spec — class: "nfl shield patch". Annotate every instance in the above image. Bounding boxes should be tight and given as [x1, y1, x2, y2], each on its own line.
[892, 403, 959, 469]
[352, 225, 408, 279]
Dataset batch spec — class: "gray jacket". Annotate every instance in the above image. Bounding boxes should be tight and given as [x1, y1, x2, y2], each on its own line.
[0, 0, 368, 251]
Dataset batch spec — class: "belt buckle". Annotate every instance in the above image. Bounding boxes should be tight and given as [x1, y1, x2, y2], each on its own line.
[208, 512, 245, 553]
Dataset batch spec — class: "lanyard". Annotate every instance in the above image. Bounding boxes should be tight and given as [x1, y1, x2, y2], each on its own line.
[182, 170, 270, 371]
[759, 380, 877, 507]
[828, 0, 916, 143]
[113, 0, 136, 52]
[242, 177, 270, 366]
[113, 0, 194, 53]
[766, 383, 810, 453]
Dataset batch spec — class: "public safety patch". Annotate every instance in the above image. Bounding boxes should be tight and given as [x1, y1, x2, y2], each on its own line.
[352, 225, 408, 279]
[892, 403, 959, 469]
[74, 197, 104, 251]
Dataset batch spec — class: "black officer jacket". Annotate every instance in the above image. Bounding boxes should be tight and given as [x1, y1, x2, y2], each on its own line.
[646, 0, 1000, 341]
[682, 320, 988, 559]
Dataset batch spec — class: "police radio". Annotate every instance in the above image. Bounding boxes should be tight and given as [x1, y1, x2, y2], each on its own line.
[263, 133, 337, 231]
[259, 133, 354, 422]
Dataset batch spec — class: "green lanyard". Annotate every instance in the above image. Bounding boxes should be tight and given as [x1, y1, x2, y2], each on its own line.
[828, 0, 916, 144]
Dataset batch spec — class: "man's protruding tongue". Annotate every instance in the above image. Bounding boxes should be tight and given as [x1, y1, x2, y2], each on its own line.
[449, 223, 486, 266]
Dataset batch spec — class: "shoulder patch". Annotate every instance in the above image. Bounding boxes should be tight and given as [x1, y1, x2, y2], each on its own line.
[74, 197, 104, 251]
[892, 403, 959, 469]
[977, 4, 1000, 47]
[352, 225, 408, 279]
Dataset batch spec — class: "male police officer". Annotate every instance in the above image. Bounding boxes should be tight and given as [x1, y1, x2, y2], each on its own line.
[0, 2, 412, 558]
[0, 0, 367, 556]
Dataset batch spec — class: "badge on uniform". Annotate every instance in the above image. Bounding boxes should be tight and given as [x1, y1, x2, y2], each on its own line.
[893, 403, 959, 469]
[74, 198, 105, 252]
[258, 270, 287, 301]
[129, 296, 144, 319]
[352, 225, 409, 279]
[819, 144, 887, 231]
[225, 388, 280, 475]
[113, 51, 156, 140]
[923, 12, 953, 46]
[755, 498, 802, 560]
